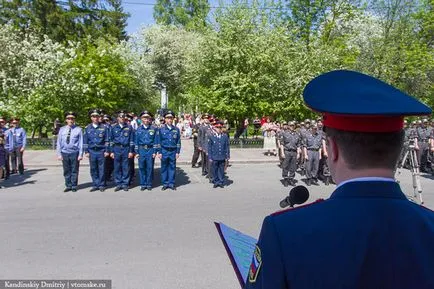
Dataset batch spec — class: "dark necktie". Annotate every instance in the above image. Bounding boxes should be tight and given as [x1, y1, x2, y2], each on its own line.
[13, 128, 17, 147]
[66, 127, 71, 144]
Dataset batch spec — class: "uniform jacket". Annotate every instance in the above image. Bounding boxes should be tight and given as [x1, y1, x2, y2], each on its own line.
[303, 131, 322, 150]
[417, 127, 430, 141]
[109, 123, 134, 153]
[56, 125, 83, 157]
[158, 125, 181, 154]
[134, 125, 160, 155]
[245, 180, 434, 289]
[279, 130, 302, 151]
[83, 123, 109, 153]
[198, 124, 210, 151]
[7, 126, 27, 150]
[208, 133, 230, 161]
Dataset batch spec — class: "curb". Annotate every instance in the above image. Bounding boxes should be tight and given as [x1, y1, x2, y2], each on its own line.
[25, 160, 280, 168]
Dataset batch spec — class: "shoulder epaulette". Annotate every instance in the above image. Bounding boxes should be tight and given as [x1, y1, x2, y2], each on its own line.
[271, 199, 325, 217]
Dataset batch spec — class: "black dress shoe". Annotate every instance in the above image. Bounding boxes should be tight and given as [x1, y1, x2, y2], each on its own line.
[147, 187, 152, 191]
[140, 187, 146, 191]
[283, 179, 289, 187]
[162, 186, 167, 191]
[202, 172, 207, 176]
[63, 188, 72, 193]
[99, 188, 105, 192]
[213, 184, 218, 188]
[71, 188, 77, 192]
[219, 184, 225, 188]
[306, 179, 312, 186]
[90, 187, 98, 192]
[114, 187, 121, 192]
[123, 187, 129, 192]
[170, 187, 176, 191]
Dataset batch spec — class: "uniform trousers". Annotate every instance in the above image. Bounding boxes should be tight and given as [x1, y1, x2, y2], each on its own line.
[201, 151, 208, 174]
[161, 147, 177, 187]
[4, 150, 10, 178]
[104, 155, 114, 182]
[212, 159, 225, 185]
[138, 149, 154, 188]
[306, 150, 320, 179]
[282, 150, 297, 179]
[89, 149, 105, 189]
[417, 142, 429, 171]
[10, 147, 24, 174]
[61, 152, 80, 189]
[113, 146, 130, 188]
[191, 145, 200, 166]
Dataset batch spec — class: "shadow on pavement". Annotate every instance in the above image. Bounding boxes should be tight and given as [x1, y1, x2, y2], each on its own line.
[0, 168, 47, 188]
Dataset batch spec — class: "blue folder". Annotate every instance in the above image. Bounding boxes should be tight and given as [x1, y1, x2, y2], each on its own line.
[214, 222, 258, 288]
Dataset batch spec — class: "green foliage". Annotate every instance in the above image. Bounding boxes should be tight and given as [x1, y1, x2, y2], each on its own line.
[0, 0, 432, 135]
[0, 0, 129, 43]
[153, 0, 210, 30]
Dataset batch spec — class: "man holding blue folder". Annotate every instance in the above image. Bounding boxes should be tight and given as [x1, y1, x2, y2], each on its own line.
[245, 70, 434, 289]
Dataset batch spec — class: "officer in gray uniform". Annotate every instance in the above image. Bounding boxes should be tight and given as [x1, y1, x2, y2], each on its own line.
[303, 123, 322, 186]
[279, 121, 302, 186]
[416, 119, 431, 172]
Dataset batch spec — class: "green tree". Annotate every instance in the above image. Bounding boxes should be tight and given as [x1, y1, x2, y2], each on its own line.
[153, 0, 210, 30]
[0, 0, 129, 43]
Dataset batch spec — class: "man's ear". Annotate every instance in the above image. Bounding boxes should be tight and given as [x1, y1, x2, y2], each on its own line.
[328, 136, 339, 162]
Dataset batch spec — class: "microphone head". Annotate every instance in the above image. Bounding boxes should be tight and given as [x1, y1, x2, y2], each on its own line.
[289, 186, 309, 206]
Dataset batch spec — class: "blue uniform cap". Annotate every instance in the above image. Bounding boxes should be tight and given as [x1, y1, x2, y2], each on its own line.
[303, 70, 432, 132]
[89, 109, 100, 117]
[164, 110, 175, 118]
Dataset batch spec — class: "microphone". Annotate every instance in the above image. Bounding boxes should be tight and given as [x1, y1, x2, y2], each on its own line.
[279, 186, 310, 208]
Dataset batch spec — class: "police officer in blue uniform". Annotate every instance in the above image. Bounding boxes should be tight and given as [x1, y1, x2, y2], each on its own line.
[83, 109, 110, 192]
[245, 70, 434, 289]
[7, 117, 27, 175]
[135, 111, 159, 191]
[110, 111, 134, 192]
[56, 112, 83, 192]
[157, 110, 181, 190]
[208, 121, 230, 188]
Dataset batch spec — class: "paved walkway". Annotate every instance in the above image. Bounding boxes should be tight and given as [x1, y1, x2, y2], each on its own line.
[25, 139, 279, 167]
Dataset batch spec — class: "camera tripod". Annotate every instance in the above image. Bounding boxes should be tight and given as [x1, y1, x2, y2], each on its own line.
[397, 146, 423, 204]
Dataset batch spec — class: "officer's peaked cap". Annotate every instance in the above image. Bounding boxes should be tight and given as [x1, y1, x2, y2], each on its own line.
[303, 70, 432, 132]
[89, 109, 100, 116]
[64, 111, 77, 118]
[140, 110, 153, 118]
[164, 110, 175, 118]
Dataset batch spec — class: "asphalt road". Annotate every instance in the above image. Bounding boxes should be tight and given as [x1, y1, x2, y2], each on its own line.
[0, 164, 433, 289]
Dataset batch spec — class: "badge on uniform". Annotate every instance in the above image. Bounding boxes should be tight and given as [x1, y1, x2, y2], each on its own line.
[150, 130, 154, 135]
[99, 133, 103, 138]
[248, 245, 262, 283]
[124, 133, 128, 136]
[173, 133, 177, 139]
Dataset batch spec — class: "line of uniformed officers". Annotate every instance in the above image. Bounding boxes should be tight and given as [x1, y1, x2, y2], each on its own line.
[277, 117, 434, 188]
[56, 109, 181, 192]
[277, 119, 331, 187]
[196, 113, 230, 188]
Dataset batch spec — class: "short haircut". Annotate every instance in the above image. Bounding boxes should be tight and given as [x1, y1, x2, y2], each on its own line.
[324, 127, 405, 170]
